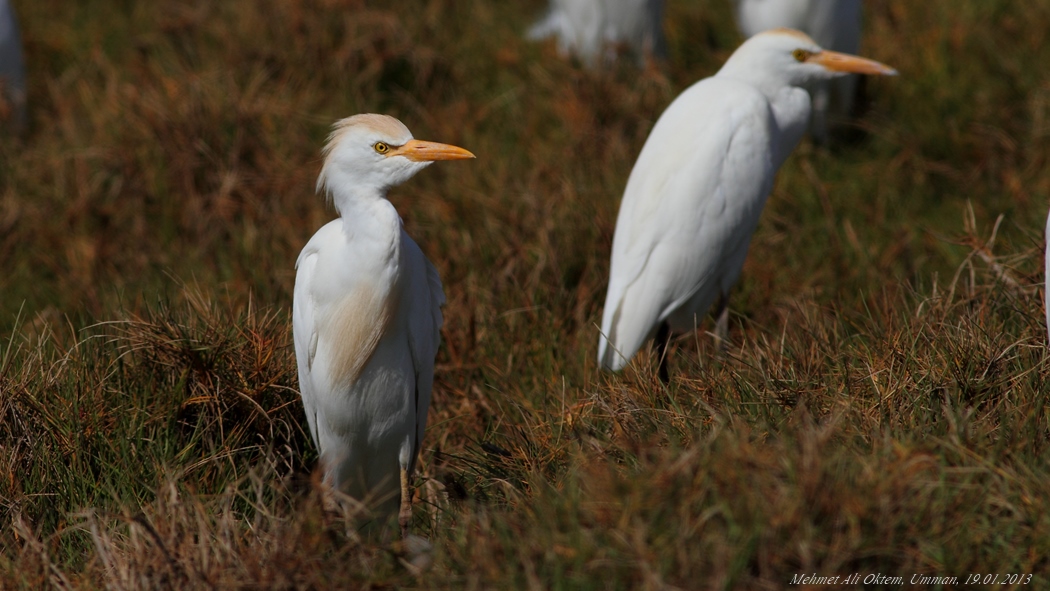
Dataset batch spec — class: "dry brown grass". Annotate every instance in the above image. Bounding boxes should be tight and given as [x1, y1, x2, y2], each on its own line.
[2, 0, 1050, 588]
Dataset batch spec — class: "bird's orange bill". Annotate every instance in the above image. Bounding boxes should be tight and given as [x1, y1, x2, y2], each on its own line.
[395, 139, 476, 162]
[810, 50, 898, 76]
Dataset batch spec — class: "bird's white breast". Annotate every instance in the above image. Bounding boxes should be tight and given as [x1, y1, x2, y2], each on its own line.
[316, 280, 397, 390]
[298, 206, 402, 394]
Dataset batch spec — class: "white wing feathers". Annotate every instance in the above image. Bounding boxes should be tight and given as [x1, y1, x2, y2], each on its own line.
[293, 237, 323, 448]
[599, 79, 776, 370]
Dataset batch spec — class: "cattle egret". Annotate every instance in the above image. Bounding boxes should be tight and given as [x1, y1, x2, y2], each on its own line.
[597, 29, 895, 381]
[0, 0, 26, 131]
[293, 114, 472, 536]
[734, 0, 863, 141]
[527, 0, 666, 67]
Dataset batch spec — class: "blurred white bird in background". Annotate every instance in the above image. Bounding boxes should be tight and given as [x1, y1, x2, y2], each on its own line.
[1045, 208, 1049, 344]
[734, 0, 863, 141]
[0, 0, 26, 132]
[293, 114, 473, 537]
[597, 29, 895, 381]
[528, 0, 666, 67]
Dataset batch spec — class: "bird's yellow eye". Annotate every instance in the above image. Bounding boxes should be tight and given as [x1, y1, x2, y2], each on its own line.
[792, 49, 810, 62]
[373, 142, 390, 154]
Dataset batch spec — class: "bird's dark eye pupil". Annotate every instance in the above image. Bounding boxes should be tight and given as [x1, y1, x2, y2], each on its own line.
[792, 49, 808, 62]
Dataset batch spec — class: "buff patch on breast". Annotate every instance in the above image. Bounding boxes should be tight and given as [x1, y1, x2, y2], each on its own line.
[318, 283, 397, 389]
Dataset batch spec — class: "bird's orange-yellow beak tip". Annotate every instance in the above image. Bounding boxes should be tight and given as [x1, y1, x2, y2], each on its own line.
[811, 50, 898, 76]
[396, 139, 476, 162]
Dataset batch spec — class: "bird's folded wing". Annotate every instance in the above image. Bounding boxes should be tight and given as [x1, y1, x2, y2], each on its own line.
[293, 245, 322, 448]
[601, 79, 775, 364]
[401, 233, 445, 472]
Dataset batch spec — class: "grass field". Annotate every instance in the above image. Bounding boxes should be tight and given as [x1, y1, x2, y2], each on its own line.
[2, 0, 1049, 588]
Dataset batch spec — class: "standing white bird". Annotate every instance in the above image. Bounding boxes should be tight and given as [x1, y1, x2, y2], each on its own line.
[527, 0, 666, 67]
[597, 29, 895, 381]
[293, 114, 473, 536]
[0, 0, 26, 131]
[734, 0, 863, 141]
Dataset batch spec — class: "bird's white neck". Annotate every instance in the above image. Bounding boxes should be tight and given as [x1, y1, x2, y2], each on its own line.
[715, 64, 811, 168]
[717, 58, 795, 101]
[325, 174, 403, 254]
[768, 86, 811, 168]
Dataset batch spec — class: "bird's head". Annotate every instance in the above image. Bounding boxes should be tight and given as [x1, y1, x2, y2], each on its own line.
[722, 28, 897, 89]
[316, 114, 474, 198]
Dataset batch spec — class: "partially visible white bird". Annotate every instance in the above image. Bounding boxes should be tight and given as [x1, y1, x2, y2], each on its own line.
[0, 0, 26, 131]
[293, 114, 473, 536]
[528, 0, 666, 68]
[597, 29, 895, 381]
[734, 0, 863, 141]
[1045, 207, 1049, 344]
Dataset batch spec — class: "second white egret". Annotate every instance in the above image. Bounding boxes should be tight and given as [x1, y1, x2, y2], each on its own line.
[597, 29, 896, 381]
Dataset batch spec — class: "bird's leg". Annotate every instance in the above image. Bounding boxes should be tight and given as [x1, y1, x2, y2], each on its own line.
[713, 293, 730, 356]
[399, 466, 412, 539]
[654, 321, 671, 384]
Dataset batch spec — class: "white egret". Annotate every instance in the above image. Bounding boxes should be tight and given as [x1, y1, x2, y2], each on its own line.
[293, 114, 473, 536]
[0, 0, 26, 131]
[597, 29, 895, 381]
[527, 0, 666, 68]
[734, 0, 863, 141]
